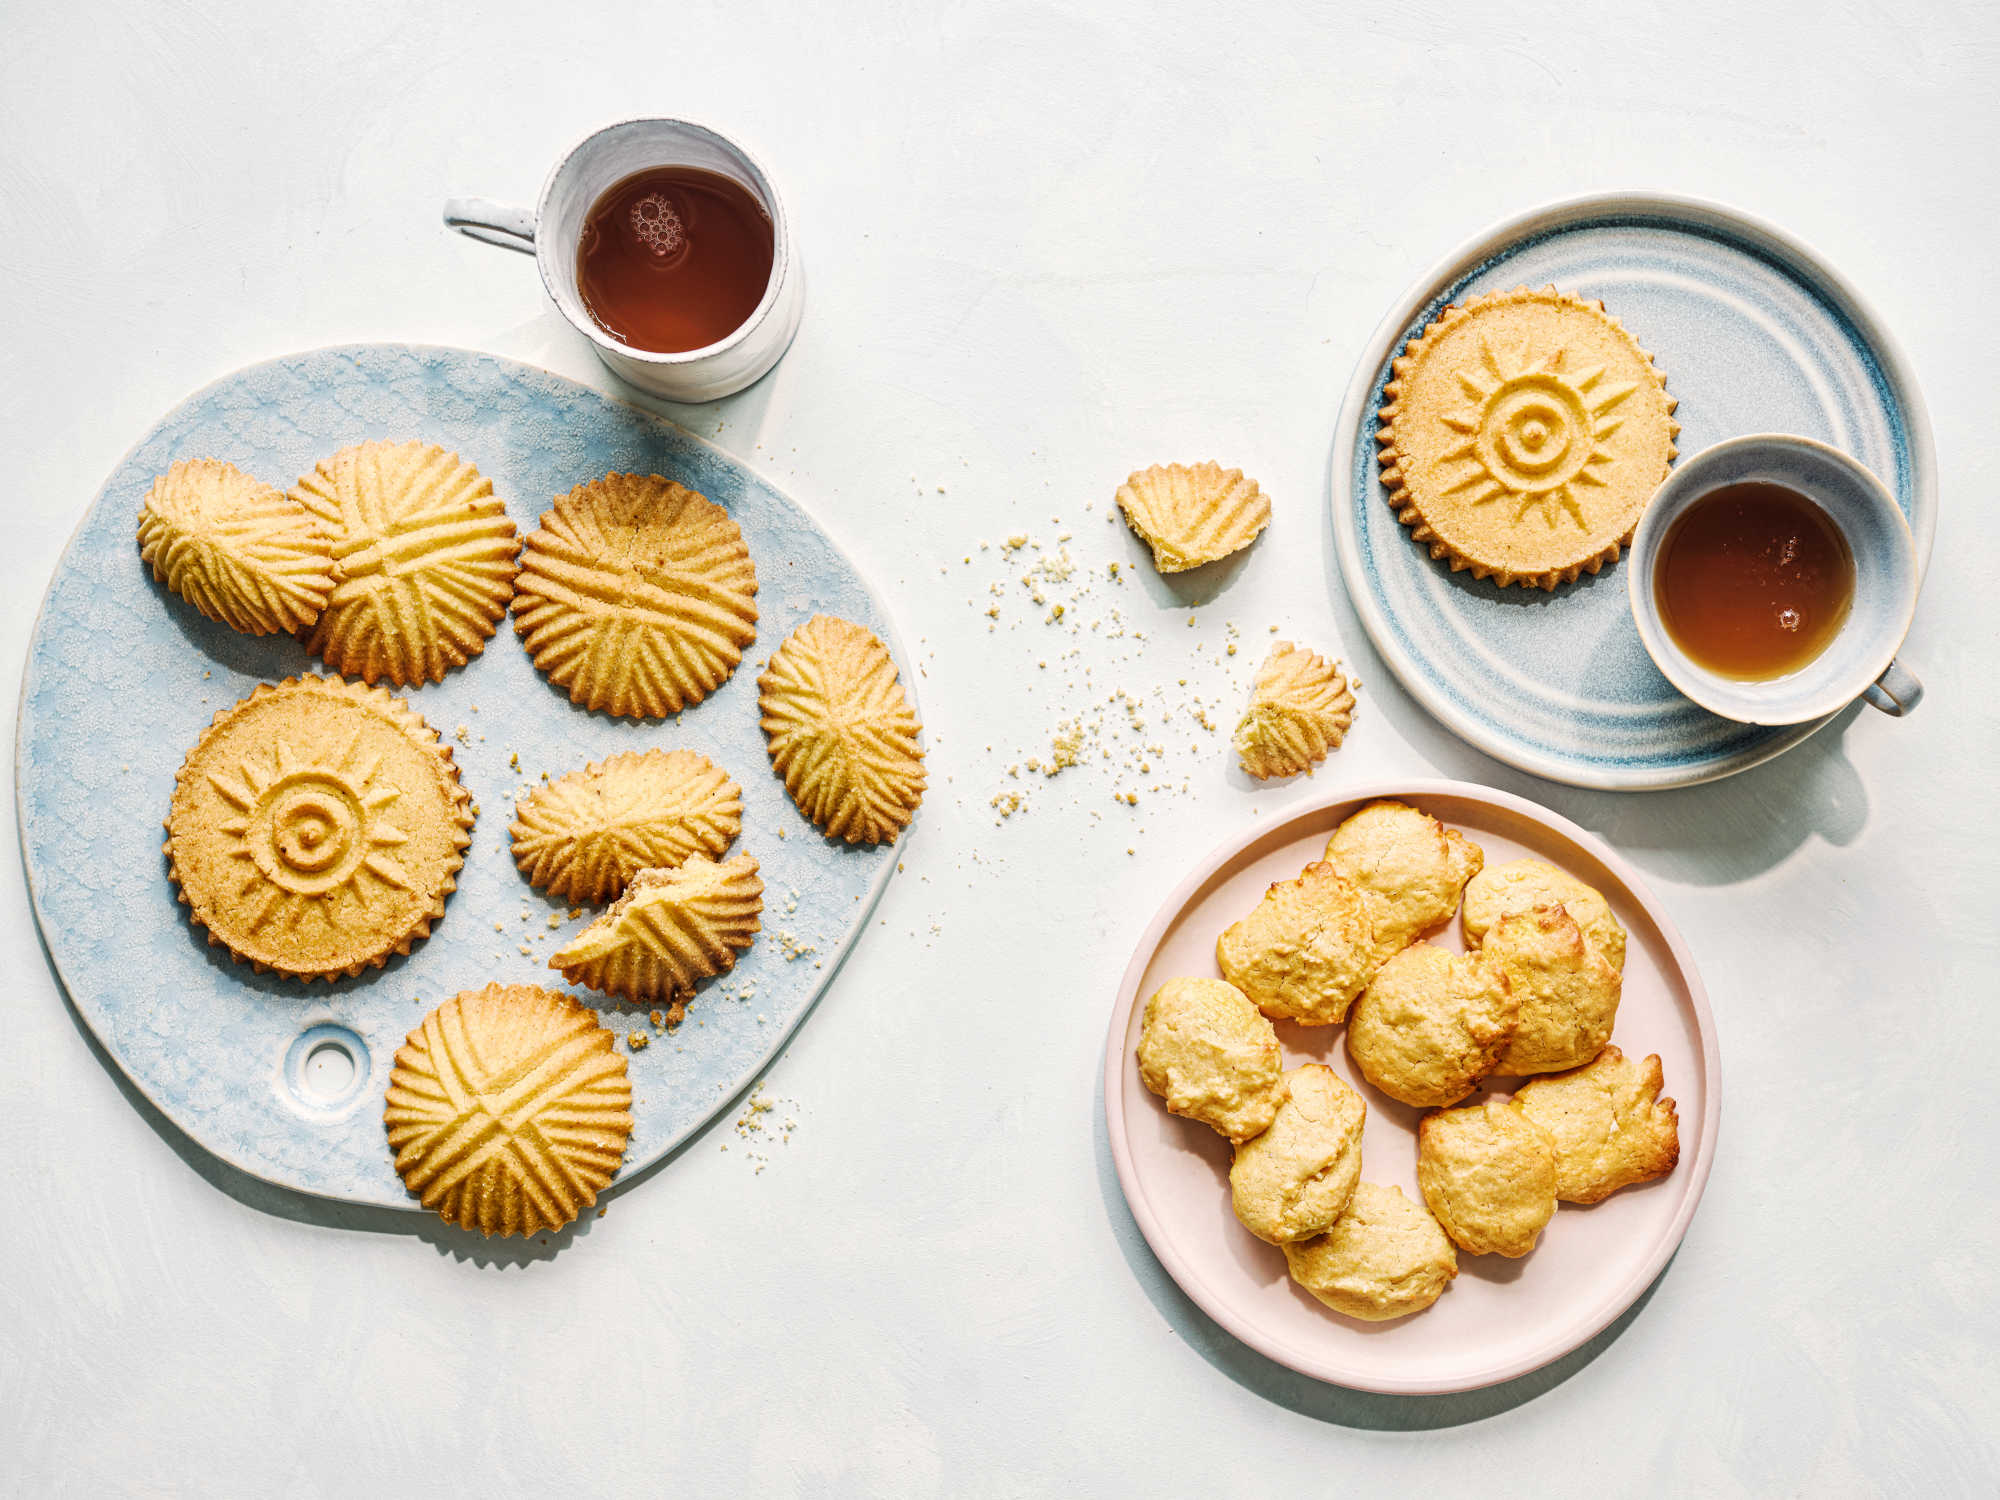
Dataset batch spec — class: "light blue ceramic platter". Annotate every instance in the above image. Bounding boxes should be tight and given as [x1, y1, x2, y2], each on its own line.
[1331, 193, 1936, 790]
[17, 344, 913, 1210]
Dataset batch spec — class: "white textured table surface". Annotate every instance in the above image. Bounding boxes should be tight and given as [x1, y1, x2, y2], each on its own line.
[3, 3, 1994, 1494]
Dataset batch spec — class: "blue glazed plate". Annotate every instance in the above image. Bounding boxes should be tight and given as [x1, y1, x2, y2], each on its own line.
[1331, 193, 1936, 790]
[17, 344, 915, 1210]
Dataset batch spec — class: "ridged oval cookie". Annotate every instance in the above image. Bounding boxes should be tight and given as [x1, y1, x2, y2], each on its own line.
[293, 440, 521, 685]
[511, 749, 742, 905]
[759, 615, 925, 844]
[1377, 286, 1677, 589]
[1114, 461, 1271, 573]
[384, 984, 633, 1238]
[1233, 640, 1355, 780]
[549, 852, 763, 1019]
[513, 473, 759, 718]
[164, 675, 473, 980]
[137, 458, 336, 635]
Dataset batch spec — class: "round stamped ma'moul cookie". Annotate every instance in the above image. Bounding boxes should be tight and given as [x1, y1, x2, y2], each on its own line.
[164, 675, 473, 980]
[513, 472, 759, 718]
[385, 984, 633, 1238]
[292, 440, 521, 685]
[1377, 287, 1677, 590]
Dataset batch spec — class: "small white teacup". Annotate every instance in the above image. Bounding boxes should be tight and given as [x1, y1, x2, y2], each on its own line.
[1626, 434, 1922, 724]
[444, 117, 804, 403]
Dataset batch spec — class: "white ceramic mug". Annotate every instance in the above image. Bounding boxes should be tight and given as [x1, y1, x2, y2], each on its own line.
[1626, 434, 1923, 724]
[444, 118, 804, 403]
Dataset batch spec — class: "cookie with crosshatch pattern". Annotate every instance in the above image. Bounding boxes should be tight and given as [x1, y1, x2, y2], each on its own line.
[163, 675, 473, 980]
[510, 748, 742, 905]
[291, 440, 521, 685]
[758, 614, 925, 844]
[384, 984, 633, 1237]
[549, 852, 763, 1022]
[512, 472, 759, 718]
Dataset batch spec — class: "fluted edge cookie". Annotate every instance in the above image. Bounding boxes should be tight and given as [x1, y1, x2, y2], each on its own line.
[1114, 461, 1271, 573]
[385, 984, 633, 1237]
[759, 615, 925, 844]
[1234, 641, 1355, 780]
[1229, 1064, 1366, 1244]
[513, 472, 758, 718]
[1283, 1183, 1458, 1321]
[164, 674, 473, 980]
[293, 440, 520, 685]
[1377, 286, 1678, 589]
[511, 748, 742, 905]
[137, 458, 336, 635]
[549, 852, 763, 1019]
[1136, 977, 1285, 1143]
[1416, 1099, 1558, 1258]
[1513, 1045, 1680, 1204]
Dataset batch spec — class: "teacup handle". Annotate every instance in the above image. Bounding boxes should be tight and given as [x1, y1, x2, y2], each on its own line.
[1862, 658, 1923, 716]
[442, 198, 536, 255]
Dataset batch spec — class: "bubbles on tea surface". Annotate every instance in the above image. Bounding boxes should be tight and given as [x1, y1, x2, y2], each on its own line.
[1777, 608, 1802, 632]
[630, 193, 686, 258]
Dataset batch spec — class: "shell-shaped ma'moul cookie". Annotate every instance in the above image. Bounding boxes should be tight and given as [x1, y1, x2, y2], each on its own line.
[293, 441, 521, 685]
[1233, 641, 1355, 779]
[164, 675, 473, 980]
[385, 984, 633, 1237]
[1377, 286, 1677, 589]
[549, 853, 763, 1020]
[513, 473, 759, 718]
[759, 615, 925, 844]
[1113, 461, 1271, 574]
[137, 459, 336, 635]
[511, 749, 742, 905]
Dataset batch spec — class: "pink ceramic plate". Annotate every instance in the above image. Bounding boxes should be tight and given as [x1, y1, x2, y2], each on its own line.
[1103, 779, 1719, 1395]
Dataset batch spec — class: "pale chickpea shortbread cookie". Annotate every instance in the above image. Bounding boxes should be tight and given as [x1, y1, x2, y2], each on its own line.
[1417, 1099, 1558, 1258]
[1283, 1182, 1458, 1321]
[1229, 1065, 1366, 1244]
[549, 853, 762, 1022]
[1323, 800, 1484, 962]
[1462, 857, 1626, 973]
[1514, 1045, 1680, 1204]
[1136, 977, 1286, 1143]
[1215, 861, 1375, 1026]
[759, 615, 926, 844]
[385, 984, 632, 1237]
[137, 458, 335, 635]
[1233, 641, 1355, 780]
[1346, 943, 1518, 1108]
[1377, 286, 1678, 589]
[511, 748, 741, 905]
[1113, 461, 1271, 573]
[293, 441, 520, 685]
[1481, 905, 1621, 1076]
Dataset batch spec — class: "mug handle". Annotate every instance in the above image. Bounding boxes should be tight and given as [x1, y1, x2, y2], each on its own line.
[1861, 658, 1923, 716]
[442, 198, 536, 255]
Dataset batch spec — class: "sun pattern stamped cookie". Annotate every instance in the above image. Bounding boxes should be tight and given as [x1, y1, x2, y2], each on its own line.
[1114, 461, 1271, 573]
[384, 984, 633, 1237]
[513, 472, 759, 718]
[137, 458, 336, 635]
[1233, 641, 1356, 780]
[549, 852, 763, 1019]
[511, 749, 741, 905]
[1377, 286, 1678, 589]
[759, 615, 925, 844]
[293, 440, 521, 685]
[164, 675, 473, 980]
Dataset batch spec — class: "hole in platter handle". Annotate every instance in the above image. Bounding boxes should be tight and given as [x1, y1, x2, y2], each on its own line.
[1862, 658, 1924, 716]
[442, 197, 536, 255]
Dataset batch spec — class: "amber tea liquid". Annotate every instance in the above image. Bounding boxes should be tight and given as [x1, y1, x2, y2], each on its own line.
[575, 166, 775, 354]
[1653, 481, 1855, 680]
